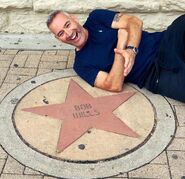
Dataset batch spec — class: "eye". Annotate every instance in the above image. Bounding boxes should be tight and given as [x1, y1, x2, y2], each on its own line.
[66, 22, 71, 28]
[58, 31, 64, 37]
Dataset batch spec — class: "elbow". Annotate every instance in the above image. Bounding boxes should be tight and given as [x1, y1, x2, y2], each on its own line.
[131, 16, 143, 29]
[103, 80, 123, 92]
[135, 17, 143, 29]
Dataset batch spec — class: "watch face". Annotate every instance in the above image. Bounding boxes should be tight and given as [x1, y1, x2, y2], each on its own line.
[134, 47, 139, 54]
[126, 46, 138, 54]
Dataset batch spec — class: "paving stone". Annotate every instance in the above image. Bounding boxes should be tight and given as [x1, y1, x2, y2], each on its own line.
[4, 50, 19, 55]
[57, 49, 70, 56]
[0, 49, 6, 54]
[25, 55, 41, 68]
[0, 146, 8, 159]
[41, 54, 68, 62]
[0, 60, 12, 68]
[175, 127, 185, 138]
[107, 177, 128, 179]
[0, 55, 15, 61]
[43, 176, 57, 179]
[10, 55, 28, 68]
[39, 61, 66, 69]
[151, 151, 168, 164]
[24, 167, 42, 175]
[0, 83, 17, 102]
[175, 105, 185, 126]
[4, 75, 33, 84]
[166, 97, 185, 106]
[18, 50, 43, 55]
[167, 138, 185, 151]
[0, 174, 43, 179]
[43, 50, 57, 55]
[3, 156, 24, 174]
[67, 50, 75, 68]
[128, 164, 170, 179]
[112, 172, 128, 178]
[0, 68, 8, 81]
[36, 68, 53, 76]
[8, 68, 37, 76]
[0, 159, 5, 173]
[167, 151, 185, 179]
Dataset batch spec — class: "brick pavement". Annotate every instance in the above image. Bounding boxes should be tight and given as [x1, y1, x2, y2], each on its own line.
[0, 49, 185, 179]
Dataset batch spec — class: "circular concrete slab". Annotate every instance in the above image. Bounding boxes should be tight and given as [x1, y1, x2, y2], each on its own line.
[0, 69, 176, 179]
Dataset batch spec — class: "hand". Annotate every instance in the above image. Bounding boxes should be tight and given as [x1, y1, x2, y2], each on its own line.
[114, 48, 136, 76]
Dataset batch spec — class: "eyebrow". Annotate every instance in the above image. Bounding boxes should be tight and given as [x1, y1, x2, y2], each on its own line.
[56, 20, 70, 37]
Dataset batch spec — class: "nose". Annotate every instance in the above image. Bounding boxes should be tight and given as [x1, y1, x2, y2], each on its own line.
[64, 29, 72, 38]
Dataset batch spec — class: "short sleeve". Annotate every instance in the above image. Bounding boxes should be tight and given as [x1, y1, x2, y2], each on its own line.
[74, 65, 99, 87]
[86, 9, 118, 28]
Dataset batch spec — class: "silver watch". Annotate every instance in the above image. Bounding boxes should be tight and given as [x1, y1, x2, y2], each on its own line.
[126, 46, 139, 55]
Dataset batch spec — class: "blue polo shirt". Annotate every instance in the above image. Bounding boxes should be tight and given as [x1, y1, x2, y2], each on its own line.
[74, 9, 163, 87]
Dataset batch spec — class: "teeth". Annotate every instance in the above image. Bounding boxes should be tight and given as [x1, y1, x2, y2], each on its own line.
[71, 33, 76, 40]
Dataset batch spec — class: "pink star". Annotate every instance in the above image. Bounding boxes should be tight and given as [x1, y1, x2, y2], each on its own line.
[22, 79, 139, 152]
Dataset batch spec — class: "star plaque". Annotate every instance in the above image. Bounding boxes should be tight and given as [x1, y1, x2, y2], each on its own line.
[22, 80, 139, 152]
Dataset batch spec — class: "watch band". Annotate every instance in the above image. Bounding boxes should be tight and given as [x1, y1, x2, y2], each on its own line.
[126, 45, 139, 55]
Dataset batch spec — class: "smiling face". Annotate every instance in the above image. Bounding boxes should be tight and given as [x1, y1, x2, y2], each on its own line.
[48, 12, 88, 50]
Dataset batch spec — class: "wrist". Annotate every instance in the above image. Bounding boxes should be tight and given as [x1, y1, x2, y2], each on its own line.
[126, 45, 139, 55]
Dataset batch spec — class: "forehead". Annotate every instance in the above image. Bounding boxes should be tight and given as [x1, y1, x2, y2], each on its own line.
[49, 13, 70, 33]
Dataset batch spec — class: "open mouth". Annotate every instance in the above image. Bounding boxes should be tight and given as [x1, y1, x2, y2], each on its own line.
[70, 32, 80, 42]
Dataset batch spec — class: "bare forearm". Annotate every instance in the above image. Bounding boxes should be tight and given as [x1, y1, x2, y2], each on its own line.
[104, 29, 128, 91]
[126, 17, 143, 48]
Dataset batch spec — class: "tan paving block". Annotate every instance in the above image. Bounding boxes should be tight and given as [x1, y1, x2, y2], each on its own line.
[0, 68, 8, 81]
[18, 50, 43, 55]
[0, 83, 17, 102]
[167, 138, 185, 151]
[39, 61, 66, 69]
[167, 151, 185, 179]
[3, 156, 24, 174]
[43, 176, 57, 179]
[41, 55, 67, 62]
[151, 151, 168, 164]
[57, 49, 70, 56]
[43, 50, 57, 55]
[175, 127, 185, 138]
[25, 55, 41, 68]
[111, 173, 128, 178]
[166, 97, 185, 106]
[175, 105, 185, 126]
[8, 68, 37, 76]
[0, 55, 15, 61]
[0, 49, 6, 54]
[24, 167, 42, 175]
[4, 50, 19, 55]
[36, 68, 52, 76]
[128, 164, 170, 179]
[10, 55, 28, 68]
[0, 159, 5, 173]
[0, 174, 43, 179]
[0, 146, 8, 159]
[67, 50, 75, 68]
[0, 60, 12, 68]
[4, 75, 33, 84]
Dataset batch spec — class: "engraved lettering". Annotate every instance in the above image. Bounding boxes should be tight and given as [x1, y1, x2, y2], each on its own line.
[72, 103, 100, 119]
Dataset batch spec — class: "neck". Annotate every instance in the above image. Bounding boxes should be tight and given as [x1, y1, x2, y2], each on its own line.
[76, 28, 88, 51]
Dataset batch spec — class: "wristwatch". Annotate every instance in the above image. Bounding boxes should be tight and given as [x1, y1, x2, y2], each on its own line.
[126, 45, 139, 55]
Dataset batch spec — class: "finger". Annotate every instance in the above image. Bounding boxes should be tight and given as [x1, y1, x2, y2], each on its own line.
[124, 62, 134, 76]
[124, 57, 130, 68]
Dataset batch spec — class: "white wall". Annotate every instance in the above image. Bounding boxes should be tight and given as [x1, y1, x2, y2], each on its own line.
[0, 0, 185, 34]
